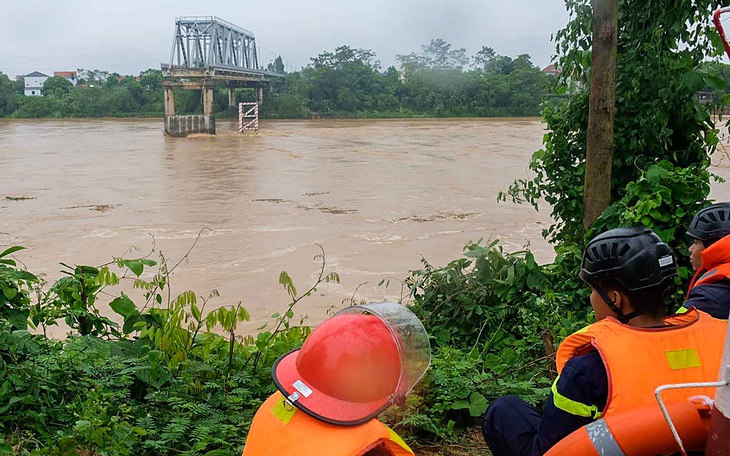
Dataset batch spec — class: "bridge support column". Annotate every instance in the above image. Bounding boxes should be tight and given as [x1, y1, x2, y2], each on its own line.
[257, 87, 263, 106]
[164, 88, 175, 116]
[203, 87, 215, 116]
[162, 80, 217, 136]
[228, 88, 238, 116]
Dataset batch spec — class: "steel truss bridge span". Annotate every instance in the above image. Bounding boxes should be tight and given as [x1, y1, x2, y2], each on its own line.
[169, 16, 261, 72]
[164, 16, 281, 80]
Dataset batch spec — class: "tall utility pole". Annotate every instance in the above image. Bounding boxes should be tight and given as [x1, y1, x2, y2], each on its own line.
[583, 0, 618, 230]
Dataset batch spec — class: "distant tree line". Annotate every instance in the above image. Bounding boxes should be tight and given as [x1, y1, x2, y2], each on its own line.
[0, 39, 553, 119]
[268, 40, 551, 118]
[0, 69, 167, 118]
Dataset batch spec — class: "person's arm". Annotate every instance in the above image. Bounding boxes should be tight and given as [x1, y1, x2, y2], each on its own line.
[682, 283, 730, 319]
[531, 352, 608, 455]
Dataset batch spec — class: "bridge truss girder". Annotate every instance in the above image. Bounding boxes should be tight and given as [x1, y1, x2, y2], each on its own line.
[169, 16, 259, 71]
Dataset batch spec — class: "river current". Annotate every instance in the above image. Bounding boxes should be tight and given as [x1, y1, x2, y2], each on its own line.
[1, 118, 729, 334]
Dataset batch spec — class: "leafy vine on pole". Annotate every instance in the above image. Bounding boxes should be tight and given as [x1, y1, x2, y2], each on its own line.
[504, 0, 722, 260]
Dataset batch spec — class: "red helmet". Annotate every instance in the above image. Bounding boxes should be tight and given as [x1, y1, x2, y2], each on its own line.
[272, 302, 430, 425]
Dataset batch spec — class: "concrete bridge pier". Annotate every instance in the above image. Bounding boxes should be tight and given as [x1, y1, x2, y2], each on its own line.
[164, 88, 175, 116]
[228, 88, 238, 116]
[162, 81, 216, 137]
[202, 86, 215, 116]
[228, 88, 236, 109]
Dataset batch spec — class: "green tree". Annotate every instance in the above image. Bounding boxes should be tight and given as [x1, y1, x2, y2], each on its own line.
[267, 56, 285, 74]
[421, 38, 468, 71]
[139, 69, 163, 90]
[507, 0, 721, 252]
[0, 73, 20, 116]
[120, 78, 145, 106]
[43, 76, 74, 97]
[15, 96, 59, 118]
[301, 45, 385, 114]
[473, 46, 497, 71]
[103, 73, 122, 89]
[104, 87, 140, 114]
[397, 38, 468, 74]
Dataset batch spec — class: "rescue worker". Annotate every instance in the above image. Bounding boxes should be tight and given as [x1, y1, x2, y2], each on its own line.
[242, 301, 431, 456]
[481, 227, 728, 456]
[677, 202, 730, 319]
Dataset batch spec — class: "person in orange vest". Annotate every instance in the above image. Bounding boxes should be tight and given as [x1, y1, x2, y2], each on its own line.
[481, 227, 727, 456]
[677, 202, 730, 319]
[242, 301, 431, 456]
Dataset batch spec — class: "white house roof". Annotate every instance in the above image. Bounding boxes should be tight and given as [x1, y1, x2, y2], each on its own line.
[25, 71, 49, 78]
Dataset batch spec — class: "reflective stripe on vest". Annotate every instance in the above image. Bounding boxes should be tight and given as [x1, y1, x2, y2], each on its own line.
[692, 264, 730, 289]
[242, 393, 414, 456]
[551, 376, 603, 419]
[585, 419, 625, 456]
[555, 309, 727, 417]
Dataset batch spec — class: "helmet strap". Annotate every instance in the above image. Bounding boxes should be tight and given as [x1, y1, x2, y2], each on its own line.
[595, 285, 643, 324]
[286, 391, 301, 405]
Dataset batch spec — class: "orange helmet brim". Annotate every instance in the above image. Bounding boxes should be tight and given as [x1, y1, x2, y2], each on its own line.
[272, 348, 391, 426]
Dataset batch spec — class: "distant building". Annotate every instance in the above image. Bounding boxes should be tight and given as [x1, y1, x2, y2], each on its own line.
[541, 64, 558, 76]
[541, 64, 584, 94]
[116, 75, 141, 84]
[698, 88, 715, 104]
[24, 71, 49, 96]
[54, 70, 78, 86]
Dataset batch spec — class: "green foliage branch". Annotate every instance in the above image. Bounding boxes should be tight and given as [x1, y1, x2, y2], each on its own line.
[502, 0, 722, 251]
[0, 241, 342, 455]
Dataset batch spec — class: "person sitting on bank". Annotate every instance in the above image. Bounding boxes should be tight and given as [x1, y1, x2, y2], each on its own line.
[242, 301, 431, 456]
[481, 227, 727, 456]
[677, 202, 730, 319]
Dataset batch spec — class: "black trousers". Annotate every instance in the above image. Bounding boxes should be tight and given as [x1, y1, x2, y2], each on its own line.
[482, 396, 541, 456]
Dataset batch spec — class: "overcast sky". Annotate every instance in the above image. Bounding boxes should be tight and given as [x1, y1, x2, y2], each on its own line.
[0, 0, 570, 78]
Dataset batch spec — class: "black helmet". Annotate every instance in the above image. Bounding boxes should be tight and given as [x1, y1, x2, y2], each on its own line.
[687, 202, 730, 245]
[579, 227, 677, 291]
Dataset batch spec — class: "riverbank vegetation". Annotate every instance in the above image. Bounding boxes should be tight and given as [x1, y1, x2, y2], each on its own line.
[2, 1, 729, 455]
[0, 40, 550, 120]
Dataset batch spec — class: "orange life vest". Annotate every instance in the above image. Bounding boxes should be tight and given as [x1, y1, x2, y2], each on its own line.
[241, 392, 415, 456]
[556, 308, 727, 416]
[687, 234, 730, 295]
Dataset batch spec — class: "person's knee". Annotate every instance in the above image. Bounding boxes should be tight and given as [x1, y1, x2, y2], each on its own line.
[483, 396, 540, 456]
[483, 396, 522, 437]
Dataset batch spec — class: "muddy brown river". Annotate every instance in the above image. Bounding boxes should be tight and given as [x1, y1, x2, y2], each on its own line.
[1, 118, 729, 335]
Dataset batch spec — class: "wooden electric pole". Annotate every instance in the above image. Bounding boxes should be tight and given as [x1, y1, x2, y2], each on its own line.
[583, 0, 618, 230]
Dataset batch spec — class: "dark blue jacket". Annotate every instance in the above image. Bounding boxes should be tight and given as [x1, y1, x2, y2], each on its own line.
[683, 281, 730, 320]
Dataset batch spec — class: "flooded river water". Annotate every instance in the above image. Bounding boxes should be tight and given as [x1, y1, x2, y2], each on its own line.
[1, 118, 729, 334]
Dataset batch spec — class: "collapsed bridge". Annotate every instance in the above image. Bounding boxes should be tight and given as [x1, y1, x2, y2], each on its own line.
[161, 16, 283, 136]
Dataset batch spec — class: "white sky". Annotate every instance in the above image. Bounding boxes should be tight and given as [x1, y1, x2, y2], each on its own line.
[0, 0, 570, 77]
